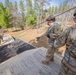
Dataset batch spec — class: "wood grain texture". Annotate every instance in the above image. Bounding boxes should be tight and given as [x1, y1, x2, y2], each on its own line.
[0, 47, 61, 75]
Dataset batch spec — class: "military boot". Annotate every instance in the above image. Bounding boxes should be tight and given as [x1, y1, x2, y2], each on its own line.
[42, 56, 54, 64]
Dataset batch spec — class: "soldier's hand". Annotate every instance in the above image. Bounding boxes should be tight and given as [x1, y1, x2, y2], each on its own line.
[36, 37, 41, 41]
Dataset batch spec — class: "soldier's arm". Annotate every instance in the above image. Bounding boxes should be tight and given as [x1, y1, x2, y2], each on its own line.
[54, 29, 68, 48]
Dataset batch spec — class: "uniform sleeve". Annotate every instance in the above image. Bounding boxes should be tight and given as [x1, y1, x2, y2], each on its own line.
[54, 29, 68, 48]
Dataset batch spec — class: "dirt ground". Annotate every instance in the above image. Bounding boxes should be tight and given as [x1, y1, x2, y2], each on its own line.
[5, 26, 66, 56]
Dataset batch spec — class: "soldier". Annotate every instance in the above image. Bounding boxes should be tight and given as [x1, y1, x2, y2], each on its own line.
[37, 15, 62, 64]
[54, 10, 76, 75]
[0, 26, 4, 45]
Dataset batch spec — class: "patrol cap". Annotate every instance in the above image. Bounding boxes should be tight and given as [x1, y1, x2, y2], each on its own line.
[73, 10, 76, 16]
[46, 15, 56, 21]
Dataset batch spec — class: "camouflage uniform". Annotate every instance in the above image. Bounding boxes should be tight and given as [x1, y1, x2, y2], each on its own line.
[46, 23, 62, 58]
[39, 22, 62, 64]
[54, 25, 76, 75]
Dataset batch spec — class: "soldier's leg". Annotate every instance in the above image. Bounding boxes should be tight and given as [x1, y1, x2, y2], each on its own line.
[42, 43, 57, 64]
[46, 44, 57, 58]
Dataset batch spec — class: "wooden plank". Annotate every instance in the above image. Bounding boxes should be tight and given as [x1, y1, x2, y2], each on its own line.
[0, 48, 38, 70]
[32, 49, 60, 74]
[10, 64, 21, 75]
[0, 71, 5, 75]
[15, 56, 43, 75]
[5, 69, 12, 75]
[0, 47, 61, 75]
[21, 57, 41, 75]
[34, 48, 60, 72]
[28, 54, 58, 75]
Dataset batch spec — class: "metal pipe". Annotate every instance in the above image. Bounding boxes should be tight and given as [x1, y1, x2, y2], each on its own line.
[37, 6, 76, 26]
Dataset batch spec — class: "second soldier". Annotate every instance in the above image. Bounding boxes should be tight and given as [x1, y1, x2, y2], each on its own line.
[37, 15, 62, 64]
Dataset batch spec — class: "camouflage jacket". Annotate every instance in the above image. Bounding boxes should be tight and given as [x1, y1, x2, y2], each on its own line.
[54, 24, 76, 49]
[54, 24, 76, 67]
[40, 22, 62, 43]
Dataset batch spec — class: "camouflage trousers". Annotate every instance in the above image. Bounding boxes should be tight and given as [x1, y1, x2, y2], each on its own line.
[59, 61, 76, 75]
[46, 43, 57, 58]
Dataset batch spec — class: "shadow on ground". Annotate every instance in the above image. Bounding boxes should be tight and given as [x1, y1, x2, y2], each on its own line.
[12, 29, 22, 32]
[0, 39, 35, 63]
[29, 36, 48, 48]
